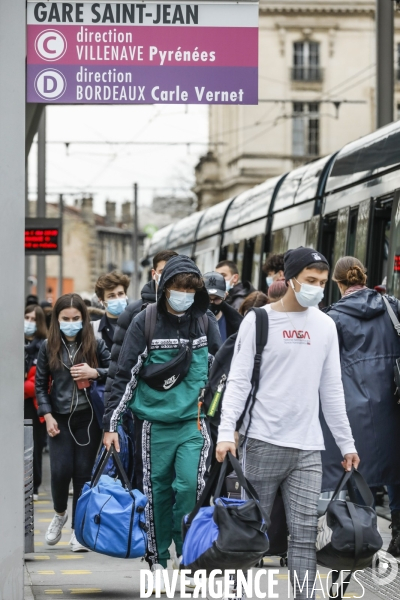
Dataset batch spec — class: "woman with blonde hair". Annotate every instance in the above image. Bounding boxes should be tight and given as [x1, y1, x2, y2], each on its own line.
[321, 256, 400, 557]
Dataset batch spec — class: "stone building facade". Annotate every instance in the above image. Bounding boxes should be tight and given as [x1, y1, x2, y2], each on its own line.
[194, 0, 400, 208]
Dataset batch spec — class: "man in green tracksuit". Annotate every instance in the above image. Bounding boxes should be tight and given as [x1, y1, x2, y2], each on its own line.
[103, 255, 221, 578]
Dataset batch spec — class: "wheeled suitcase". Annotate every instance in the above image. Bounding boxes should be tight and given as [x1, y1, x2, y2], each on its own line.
[226, 473, 288, 567]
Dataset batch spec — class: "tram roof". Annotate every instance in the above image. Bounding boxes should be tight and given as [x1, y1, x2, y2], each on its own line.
[166, 210, 205, 250]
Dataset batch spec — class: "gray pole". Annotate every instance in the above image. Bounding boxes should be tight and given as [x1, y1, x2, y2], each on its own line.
[37, 109, 46, 302]
[376, 0, 394, 128]
[0, 0, 25, 595]
[25, 157, 31, 300]
[133, 183, 139, 299]
[58, 194, 64, 299]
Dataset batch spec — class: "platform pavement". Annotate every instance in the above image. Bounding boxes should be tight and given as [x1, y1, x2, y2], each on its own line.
[25, 454, 396, 600]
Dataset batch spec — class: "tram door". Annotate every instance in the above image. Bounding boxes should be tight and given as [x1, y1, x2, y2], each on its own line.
[367, 196, 393, 291]
[386, 190, 400, 298]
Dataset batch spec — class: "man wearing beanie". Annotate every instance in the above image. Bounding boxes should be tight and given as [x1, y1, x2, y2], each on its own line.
[217, 247, 359, 600]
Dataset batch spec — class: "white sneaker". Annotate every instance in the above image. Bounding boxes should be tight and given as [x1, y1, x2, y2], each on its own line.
[149, 564, 167, 594]
[33, 494, 39, 502]
[171, 555, 196, 589]
[69, 530, 89, 552]
[45, 512, 68, 545]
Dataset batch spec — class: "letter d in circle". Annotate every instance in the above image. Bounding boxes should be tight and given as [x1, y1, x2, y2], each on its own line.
[34, 68, 67, 101]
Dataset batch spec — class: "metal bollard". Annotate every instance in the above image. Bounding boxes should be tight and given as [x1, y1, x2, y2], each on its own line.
[24, 419, 34, 554]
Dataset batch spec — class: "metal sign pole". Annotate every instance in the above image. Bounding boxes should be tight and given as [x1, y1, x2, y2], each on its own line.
[37, 109, 46, 301]
[0, 0, 25, 596]
[376, 0, 394, 128]
[58, 194, 64, 298]
[132, 183, 139, 300]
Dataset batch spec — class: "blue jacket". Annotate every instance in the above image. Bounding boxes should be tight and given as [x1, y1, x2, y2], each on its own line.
[321, 289, 400, 490]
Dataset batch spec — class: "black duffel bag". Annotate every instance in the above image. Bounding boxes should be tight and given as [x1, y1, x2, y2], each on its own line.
[181, 452, 270, 575]
[316, 468, 382, 573]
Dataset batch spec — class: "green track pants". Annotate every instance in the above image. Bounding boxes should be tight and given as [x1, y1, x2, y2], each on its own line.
[140, 418, 211, 567]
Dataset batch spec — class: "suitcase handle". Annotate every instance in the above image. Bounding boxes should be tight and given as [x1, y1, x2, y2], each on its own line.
[91, 445, 132, 491]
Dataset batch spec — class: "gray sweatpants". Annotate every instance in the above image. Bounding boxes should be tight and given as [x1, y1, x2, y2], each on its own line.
[239, 436, 322, 600]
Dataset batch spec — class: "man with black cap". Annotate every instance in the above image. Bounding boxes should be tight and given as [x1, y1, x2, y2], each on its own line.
[204, 271, 243, 342]
[216, 247, 359, 600]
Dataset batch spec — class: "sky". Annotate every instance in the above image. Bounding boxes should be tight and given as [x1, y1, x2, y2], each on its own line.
[28, 104, 209, 215]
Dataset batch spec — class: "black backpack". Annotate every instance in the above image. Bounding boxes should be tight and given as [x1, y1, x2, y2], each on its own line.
[200, 307, 269, 431]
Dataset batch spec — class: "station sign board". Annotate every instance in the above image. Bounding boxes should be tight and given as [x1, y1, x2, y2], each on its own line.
[27, 1, 259, 105]
[25, 218, 62, 255]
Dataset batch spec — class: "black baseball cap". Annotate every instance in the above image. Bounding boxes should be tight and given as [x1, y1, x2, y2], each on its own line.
[284, 247, 329, 281]
[203, 271, 226, 299]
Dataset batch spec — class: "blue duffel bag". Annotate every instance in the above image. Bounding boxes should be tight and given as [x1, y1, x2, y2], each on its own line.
[75, 445, 148, 559]
[181, 452, 270, 575]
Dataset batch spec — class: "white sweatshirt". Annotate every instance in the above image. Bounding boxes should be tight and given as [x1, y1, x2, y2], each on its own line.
[217, 305, 357, 457]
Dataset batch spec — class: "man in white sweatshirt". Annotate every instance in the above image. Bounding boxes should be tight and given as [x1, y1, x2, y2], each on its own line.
[216, 247, 359, 600]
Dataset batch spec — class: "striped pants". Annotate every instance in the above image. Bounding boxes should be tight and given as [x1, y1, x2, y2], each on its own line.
[240, 437, 322, 600]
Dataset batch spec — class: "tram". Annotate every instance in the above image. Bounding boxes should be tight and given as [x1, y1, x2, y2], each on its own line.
[143, 121, 400, 305]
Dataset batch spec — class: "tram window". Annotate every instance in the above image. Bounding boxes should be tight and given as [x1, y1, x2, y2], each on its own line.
[306, 215, 320, 249]
[236, 240, 245, 279]
[251, 235, 264, 289]
[288, 223, 307, 249]
[242, 238, 254, 283]
[227, 243, 237, 263]
[271, 228, 290, 253]
[346, 209, 358, 257]
[354, 199, 371, 264]
[333, 207, 350, 267]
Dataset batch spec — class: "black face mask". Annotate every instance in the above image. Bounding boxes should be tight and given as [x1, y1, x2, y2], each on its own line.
[209, 302, 222, 316]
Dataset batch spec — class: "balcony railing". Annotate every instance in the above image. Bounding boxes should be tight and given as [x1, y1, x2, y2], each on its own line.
[291, 66, 323, 82]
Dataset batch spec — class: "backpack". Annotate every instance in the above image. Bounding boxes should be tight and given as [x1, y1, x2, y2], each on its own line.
[139, 303, 209, 392]
[201, 307, 269, 431]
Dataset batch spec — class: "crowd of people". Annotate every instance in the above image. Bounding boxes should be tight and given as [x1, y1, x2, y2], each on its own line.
[24, 247, 400, 599]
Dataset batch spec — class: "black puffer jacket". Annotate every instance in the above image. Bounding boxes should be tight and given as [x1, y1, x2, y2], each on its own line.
[226, 281, 256, 311]
[103, 255, 222, 431]
[103, 280, 157, 406]
[321, 289, 400, 490]
[217, 301, 243, 337]
[35, 337, 110, 417]
[25, 337, 45, 375]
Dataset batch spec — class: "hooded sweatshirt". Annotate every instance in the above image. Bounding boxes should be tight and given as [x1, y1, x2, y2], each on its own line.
[103, 256, 222, 431]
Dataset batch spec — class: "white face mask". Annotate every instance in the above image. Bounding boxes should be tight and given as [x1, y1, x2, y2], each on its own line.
[290, 278, 324, 308]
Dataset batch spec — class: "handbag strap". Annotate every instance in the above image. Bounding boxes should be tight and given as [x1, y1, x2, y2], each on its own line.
[382, 296, 400, 337]
[185, 460, 222, 527]
[331, 468, 374, 508]
[237, 308, 269, 434]
[145, 303, 158, 351]
[214, 452, 260, 503]
[91, 445, 132, 491]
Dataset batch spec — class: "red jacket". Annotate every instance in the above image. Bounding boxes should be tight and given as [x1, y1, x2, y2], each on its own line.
[25, 365, 45, 423]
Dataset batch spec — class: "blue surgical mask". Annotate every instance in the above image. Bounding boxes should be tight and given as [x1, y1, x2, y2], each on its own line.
[59, 321, 83, 337]
[24, 321, 37, 337]
[167, 290, 195, 313]
[105, 298, 127, 316]
[290, 278, 324, 308]
[225, 276, 235, 292]
[266, 276, 274, 287]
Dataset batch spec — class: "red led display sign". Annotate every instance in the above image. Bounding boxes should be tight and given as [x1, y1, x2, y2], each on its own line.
[395, 255, 400, 272]
[25, 228, 59, 251]
[25, 218, 62, 255]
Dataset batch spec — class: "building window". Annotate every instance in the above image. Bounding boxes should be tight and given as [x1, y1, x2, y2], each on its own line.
[292, 102, 320, 157]
[397, 103, 400, 121]
[292, 41, 321, 81]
